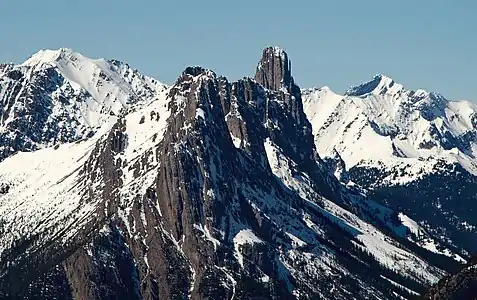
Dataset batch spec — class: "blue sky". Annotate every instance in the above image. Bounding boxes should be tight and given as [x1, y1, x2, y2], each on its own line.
[1, 0, 475, 101]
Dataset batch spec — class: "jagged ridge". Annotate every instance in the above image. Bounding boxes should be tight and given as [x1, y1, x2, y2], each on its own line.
[303, 76, 477, 261]
[0, 48, 466, 300]
[0, 48, 167, 161]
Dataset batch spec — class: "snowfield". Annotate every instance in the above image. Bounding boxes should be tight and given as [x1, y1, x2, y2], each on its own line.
[0, 48, 470, 299]
[303, 77, 477, 178]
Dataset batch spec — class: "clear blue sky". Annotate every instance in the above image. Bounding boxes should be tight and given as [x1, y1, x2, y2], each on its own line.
[1, 0, 475, 101]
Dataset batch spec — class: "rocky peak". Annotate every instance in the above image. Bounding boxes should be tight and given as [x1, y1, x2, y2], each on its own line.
[323, 148, 349, 183]
[1, 46, 462, 300]
[181, 66, 215, 78]
[255, 46, 293, 91]
[345, 73, 404, 97]
[173, 66, 217, 92]
[168, 66, 219, 119]
[253, 47, 307, 125]
[221, 48, 343, 203]
[20, 48, 78, 68]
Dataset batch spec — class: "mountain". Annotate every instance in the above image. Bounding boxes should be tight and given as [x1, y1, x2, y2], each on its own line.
[0, 48, 467, 299]
[303, 74, 477, 261]
[0, 48, 167, 161]
[424, 257, 477, 299]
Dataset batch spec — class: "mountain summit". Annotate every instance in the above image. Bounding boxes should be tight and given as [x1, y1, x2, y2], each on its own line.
[0, 48, 167, 161]
[0, 47, 471, 299]
[303, 74, 477, 260]
[255, 46, 293, 91]
[345, 74, 405, 97]
[20, 48, 77, 67]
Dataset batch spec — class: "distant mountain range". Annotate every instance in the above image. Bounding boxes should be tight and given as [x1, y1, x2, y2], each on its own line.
[0, 47, 475, 299]
[303, 73, 477, 257]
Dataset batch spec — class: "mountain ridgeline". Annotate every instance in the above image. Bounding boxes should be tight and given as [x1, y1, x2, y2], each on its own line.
[0, 47, 474, 299]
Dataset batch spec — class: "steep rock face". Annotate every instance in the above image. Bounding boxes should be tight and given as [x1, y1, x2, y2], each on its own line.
[233, 47, 342, 203]
[254, 47, 312, 150]
[424, 259, 477, 300]
[0, 48, 462, 300]
[150, 67, 246, 299]
[255, 47, 292, 91]
[0, 116, 129, 296]
[322, 148, 349, 183]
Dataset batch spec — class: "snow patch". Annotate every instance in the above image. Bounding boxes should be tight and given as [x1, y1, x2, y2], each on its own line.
[233, 229, 264, 267]
[196, 108, 206, 120]
[194, 223, 221, 250]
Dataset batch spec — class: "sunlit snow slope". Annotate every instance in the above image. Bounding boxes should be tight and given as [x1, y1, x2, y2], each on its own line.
[303, 75, 477, 176]
[0, 48, 469, 300]
[303, 74, 477, 256]
[0, 48, 167, 161]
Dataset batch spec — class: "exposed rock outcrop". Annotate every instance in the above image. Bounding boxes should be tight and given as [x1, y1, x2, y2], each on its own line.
[0, 47, 460, 300]
[424, 259, 477, 300]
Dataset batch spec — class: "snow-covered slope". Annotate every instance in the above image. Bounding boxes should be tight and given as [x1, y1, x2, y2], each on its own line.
[303, 75, 477, 256]
[0, 48, 167, 161]
[264, 138, 444, 283]
[0, 49, 467, 300]
[303, 75, 477, 174]
[0, 120, 114, 257]
[0, 90, 172, 263]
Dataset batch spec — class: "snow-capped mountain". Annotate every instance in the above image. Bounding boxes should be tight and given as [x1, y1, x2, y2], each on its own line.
[0, 48, 167, 161]
[0, 48, 468, 300]
[304, 74, 477, 169]
[303, 75, 477, 258]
